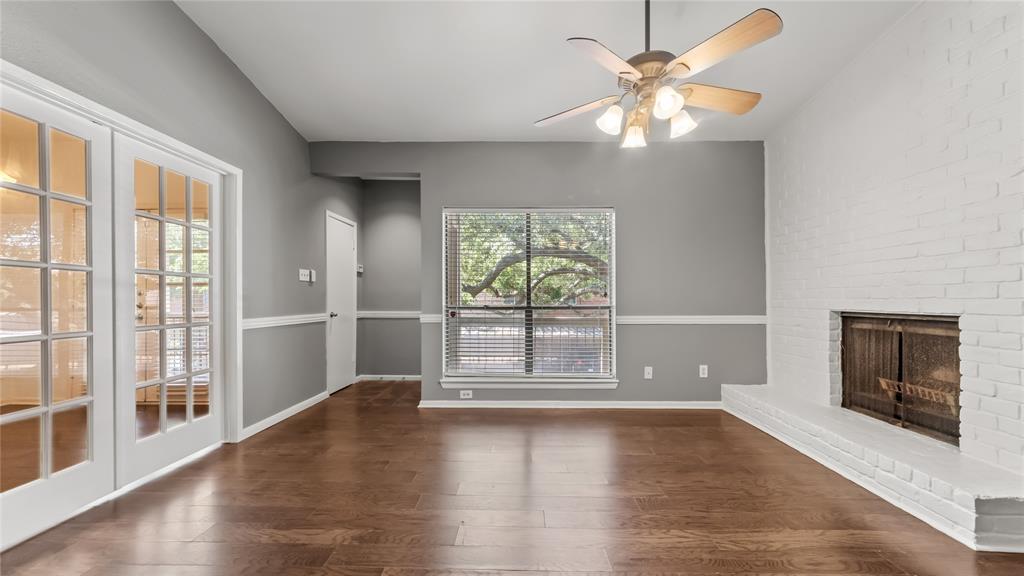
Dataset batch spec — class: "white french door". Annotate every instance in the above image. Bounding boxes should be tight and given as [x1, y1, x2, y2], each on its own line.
[0, 87, 114, 548]
[113, 134, 222, 486]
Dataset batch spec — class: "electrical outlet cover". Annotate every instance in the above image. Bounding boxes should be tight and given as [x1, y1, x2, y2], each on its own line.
[460, 390, 473, 399]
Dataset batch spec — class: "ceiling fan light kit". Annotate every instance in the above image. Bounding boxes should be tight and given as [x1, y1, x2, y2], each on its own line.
[535, 1, 783, 148]
[621, 113, 648, 148]
[595, 103, 625, 135]
[670, 109, 698, 138]
[653, 85, 685, 120]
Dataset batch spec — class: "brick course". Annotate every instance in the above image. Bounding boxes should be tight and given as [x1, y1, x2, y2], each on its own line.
[765, 1, 1023, 472]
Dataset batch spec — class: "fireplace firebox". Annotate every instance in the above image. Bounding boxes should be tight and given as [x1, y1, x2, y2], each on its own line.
[841, 313, 961, 445]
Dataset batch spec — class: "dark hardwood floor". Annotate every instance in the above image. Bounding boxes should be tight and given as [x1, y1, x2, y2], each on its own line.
[3, 380, 1021, 575]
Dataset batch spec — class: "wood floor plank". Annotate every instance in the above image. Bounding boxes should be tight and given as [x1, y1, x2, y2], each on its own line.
[325, 544, 612, 571]
[34, 521, 216, 544]
[194, 523, 460, 547]
[2, 380, 1014, 576]
[455, 481, 663, 498]
[459, 525, 715, 549]
[411, 469, 609, 485]
[606, 545, 905, 573]
[303, 508, 546, 529]
[416, 493, 636, 512]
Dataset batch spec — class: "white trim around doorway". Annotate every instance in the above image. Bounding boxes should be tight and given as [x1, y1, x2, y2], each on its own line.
[0, 59, 246, 443]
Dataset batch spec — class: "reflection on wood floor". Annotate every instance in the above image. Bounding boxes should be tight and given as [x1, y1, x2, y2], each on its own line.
[2, 381, 1021, 575]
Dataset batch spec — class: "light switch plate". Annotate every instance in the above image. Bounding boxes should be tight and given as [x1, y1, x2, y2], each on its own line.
[643, 366, 653, 380]
[460, 390, 473, 399]
[699, 364, 709, 378]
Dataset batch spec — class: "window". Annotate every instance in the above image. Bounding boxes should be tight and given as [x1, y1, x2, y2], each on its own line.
[443, 209, 615, 383]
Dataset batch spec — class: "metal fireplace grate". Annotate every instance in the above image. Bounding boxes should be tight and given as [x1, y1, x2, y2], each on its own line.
[841, 313, 961, 445]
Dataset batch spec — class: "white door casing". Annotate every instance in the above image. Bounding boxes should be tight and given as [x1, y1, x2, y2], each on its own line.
[0, 86, 114, 550]
[325, 211, 356, 394]
[113, 134, 223, 487]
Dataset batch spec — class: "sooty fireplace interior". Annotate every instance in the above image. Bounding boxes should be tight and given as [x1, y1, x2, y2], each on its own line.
[841, 313, 961, 445]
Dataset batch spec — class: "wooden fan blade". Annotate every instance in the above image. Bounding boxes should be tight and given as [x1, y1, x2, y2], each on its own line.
[679, 83, 762, 115]
[664, 9, 782, 78]
[567, 38, 642, 81]
[534, 95, 620, 127]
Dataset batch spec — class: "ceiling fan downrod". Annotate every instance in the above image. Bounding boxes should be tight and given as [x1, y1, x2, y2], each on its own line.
[644, 0, 651, 52]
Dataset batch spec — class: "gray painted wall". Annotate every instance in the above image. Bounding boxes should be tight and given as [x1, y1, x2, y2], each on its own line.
[356, 180, 421, 376]
[358, 180, 421, 310]
[358, 319, 421, 376]
[1, 1, 360, 425]
[311, 142, 767, 402]
[243, 323, 326, 423]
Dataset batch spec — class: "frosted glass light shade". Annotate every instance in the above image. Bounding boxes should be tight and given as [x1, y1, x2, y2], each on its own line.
[653, 85, 685, 120]
[595, 104, 624, 135]
[669, 109, 698, 138]
[620, 124, 647, 148]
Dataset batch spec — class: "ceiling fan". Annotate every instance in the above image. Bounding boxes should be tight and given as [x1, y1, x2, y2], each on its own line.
[535, 1, 783, 147]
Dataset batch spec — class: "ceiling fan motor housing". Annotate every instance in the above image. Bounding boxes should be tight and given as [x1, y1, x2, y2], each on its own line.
[618, 50, 680, 91]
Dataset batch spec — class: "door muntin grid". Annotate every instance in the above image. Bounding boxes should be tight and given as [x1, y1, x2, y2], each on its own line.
[1, 109, 95, 492]
[131, 159, 213, 441]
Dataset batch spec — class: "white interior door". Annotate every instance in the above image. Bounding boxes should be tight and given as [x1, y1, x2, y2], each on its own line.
[0, 87, 114, 549]
[326, 211, 356, 393]
[114, 134, 223, 486]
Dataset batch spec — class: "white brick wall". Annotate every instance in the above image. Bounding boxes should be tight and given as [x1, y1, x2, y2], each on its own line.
[766, 1, 1023, 471]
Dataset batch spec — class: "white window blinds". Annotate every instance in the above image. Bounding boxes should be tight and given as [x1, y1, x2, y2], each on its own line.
[443, 209, 615, 379]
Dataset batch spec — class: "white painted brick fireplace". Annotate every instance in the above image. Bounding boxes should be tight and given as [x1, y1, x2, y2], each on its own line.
[725, 0, 1023, 552]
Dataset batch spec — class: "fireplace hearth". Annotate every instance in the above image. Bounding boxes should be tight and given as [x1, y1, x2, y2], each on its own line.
[841, 313, 961, 445]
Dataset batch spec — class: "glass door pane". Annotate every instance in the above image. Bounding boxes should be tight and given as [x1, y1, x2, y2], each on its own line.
[115, 134, 220, 486]
[128, 152, 217, 440]
[0, 90, 114, 551]
[1, 106, 96, 493]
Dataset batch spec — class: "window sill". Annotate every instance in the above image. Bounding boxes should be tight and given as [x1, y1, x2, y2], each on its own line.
[440, 377, 619, 390]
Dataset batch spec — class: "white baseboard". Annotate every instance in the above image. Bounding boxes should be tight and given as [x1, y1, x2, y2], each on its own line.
[418, 400, 722, 409]
[239, 391, 329, 441]
[356, 374, 421, 381]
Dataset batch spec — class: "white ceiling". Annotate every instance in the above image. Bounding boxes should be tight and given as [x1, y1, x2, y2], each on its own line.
[178, 1, 912, 142]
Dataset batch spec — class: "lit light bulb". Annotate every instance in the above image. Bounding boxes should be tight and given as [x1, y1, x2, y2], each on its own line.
[595, 104, 624, 136]
[620, 112, 647, 149]
[653, 85, 685, 120]
[620, 124, 646, 148]
[669, 109, 698, 138]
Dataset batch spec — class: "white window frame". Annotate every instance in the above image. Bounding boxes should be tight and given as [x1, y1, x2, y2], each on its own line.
[440, 207, 617, 390]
